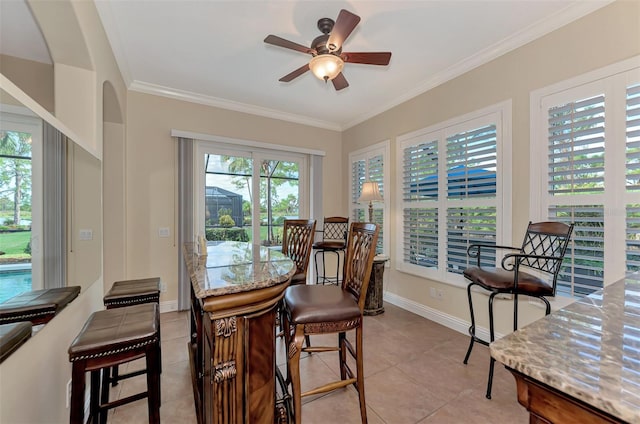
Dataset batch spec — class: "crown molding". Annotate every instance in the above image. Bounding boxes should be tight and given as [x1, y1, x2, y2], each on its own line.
[342, 0, 613, 130]
[129, 80, 342, 131]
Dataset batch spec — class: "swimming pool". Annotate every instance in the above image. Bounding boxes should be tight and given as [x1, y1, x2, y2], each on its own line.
[0, 269, 32, 303]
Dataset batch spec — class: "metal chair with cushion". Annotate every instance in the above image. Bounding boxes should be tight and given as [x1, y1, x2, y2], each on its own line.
[283, 222, 379, 424]
[462, 221, 573, 399]
[313, 216, 349, 285]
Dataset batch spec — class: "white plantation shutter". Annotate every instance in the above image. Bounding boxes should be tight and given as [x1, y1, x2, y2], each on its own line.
[403, 208, 438, 267]
[627, 83, 640, 273]
[351, 159, 367, 223]
[397, 104, 507, 281]
[349, 143, 389, 255]
[627, 84, 640, 192]
[533, 61, 640, 295]
[548, 95, 605, 195]
[402, 140, 438, 200]
[401, 138, 439, 267]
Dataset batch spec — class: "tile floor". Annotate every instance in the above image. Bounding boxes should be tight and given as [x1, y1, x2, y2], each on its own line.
[107, 303, 528, 423]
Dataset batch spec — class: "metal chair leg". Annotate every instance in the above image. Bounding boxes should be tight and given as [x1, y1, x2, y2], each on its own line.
[463, 283, 476, 364]
[486, 292, 499, 400]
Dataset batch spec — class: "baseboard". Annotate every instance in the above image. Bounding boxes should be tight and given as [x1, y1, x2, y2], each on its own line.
[382, 291, 504, 341]
[160, 300, 178, 313]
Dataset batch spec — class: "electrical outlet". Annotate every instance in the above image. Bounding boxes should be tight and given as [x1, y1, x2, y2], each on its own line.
[429, 287, 437, 298]
[159, 281, 167, 293]
[66, 379, 72, 408]
[78, 229, 93, 241]
[158, 227, 170, 238]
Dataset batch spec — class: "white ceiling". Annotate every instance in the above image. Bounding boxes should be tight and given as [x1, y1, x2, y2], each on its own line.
[2, 1, 611, 131]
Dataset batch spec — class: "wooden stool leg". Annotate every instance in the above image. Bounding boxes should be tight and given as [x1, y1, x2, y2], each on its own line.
[146, 343, 161, 423]
[289, 325, 305, 424]
[100, 368, 110, 424]
[90, 370, 100, 423]
[70, 361, 86, 424]
[355, 325, 367, 424]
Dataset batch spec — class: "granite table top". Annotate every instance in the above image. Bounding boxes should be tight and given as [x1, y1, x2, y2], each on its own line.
[490, 272, 640, 423]
[183, 241, 295, 299]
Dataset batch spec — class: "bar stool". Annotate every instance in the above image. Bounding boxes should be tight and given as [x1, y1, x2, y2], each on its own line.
[312, 217, 348, 285]
[0, 286, 80, 325]
[103, 277, 161, 387]
[68, 303, 161, 424]
[0, 322, 32, 363]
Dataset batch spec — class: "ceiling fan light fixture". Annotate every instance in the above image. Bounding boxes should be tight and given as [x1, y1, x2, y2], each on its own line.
[309, 54, 344, 82]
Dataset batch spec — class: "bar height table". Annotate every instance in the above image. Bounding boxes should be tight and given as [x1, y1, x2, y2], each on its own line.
[183, 241, 295, 424]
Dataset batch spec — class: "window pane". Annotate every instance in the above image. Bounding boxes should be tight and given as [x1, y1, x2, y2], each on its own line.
[627, 204, 640, 273]
[627, 83, 640, 192]
[260, 160, 300, 246]
[403, 140, 438, 200]
[204, 154, 252, 242]
[351, 159, 365, 204]
[0, 130, 33, 301]
[550, 205, 604, 296]
[548, 95, 605, 195]
[446, 207, 496, 274]
[446, 124, 497, 199]
[403, 207, 438, 268]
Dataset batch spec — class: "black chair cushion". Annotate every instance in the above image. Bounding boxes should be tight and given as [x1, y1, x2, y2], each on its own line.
[0, 286, 81, 324]
[464, 266, 553, 296]
[68, 303, 158, 360]
[0, 322, 32, 363]
[284, 285, 360, 324]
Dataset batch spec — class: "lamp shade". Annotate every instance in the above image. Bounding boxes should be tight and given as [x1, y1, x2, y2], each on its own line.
[358, 181, 383, 203]
[309, 54, 344, 81]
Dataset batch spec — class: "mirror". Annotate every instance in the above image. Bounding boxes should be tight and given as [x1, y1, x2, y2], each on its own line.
[0, 88, 102, 332]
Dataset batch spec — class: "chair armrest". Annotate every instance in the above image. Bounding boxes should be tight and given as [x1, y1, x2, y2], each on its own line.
[467, 243, 519, 267]
[501, 252, 564, 273]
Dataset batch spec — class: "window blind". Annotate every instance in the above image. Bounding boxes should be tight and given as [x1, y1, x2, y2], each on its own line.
[626, 84, 640, 192]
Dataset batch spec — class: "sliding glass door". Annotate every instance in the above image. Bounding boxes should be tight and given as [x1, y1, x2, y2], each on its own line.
[197, 143, 307, 247]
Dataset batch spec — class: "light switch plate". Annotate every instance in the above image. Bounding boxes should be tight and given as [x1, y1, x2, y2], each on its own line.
[159, 227, 170, 238]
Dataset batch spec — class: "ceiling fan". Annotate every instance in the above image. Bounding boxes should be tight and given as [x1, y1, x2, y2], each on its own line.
[264, 9, 392, 91]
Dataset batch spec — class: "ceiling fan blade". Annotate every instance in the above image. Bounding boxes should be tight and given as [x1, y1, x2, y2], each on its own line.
[331, 73, 349, 91]
[279, 64, 310, 82]
[342, 52, 392, 66]
[264, 35, 315, 55]
[327, 9, 360, 52]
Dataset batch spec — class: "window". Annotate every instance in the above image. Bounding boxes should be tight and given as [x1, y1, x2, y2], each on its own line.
[0, 109, 42, 299]
[396, 102, 511, 285]
[196, 142, 308, 247]
[349, 141, 390, 255]
[531, 57, 640, 296]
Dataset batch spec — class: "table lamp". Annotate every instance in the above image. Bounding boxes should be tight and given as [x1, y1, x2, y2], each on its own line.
[358, 181, 384, 223]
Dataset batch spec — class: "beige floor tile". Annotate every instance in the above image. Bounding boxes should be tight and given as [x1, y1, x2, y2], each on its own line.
[106, 308, 529, 423]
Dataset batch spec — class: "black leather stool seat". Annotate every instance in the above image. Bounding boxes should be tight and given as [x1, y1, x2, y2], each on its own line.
[68, 303, 161, 424]
[103, 277, 160, 308]
[0, 286, 81, 325]
[0, 322, 32, 363]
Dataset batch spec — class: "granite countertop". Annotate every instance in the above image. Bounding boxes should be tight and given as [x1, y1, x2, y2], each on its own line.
[183, 241, 295, 299]
[490, 272, 640, 423]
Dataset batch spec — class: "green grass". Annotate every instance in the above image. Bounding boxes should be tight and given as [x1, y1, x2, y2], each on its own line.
[0, 231, 31, 255]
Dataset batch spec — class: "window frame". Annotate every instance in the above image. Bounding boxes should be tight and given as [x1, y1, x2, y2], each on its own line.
[530, 56, 640, 294]
[395, 101, 512, 288]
